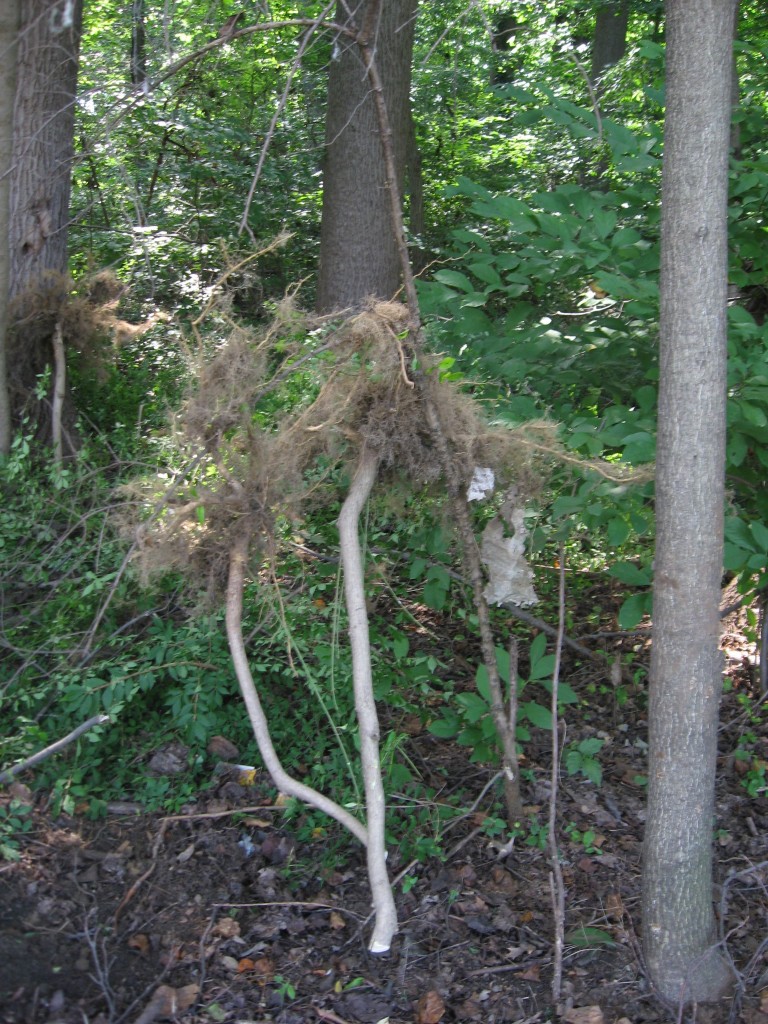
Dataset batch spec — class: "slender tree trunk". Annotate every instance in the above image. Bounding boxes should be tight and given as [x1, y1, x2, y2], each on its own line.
[405, 108, 426, 273]
[642, 0, 738, 1004]
[0, 0, 20, 455]
[9, 0, 83, 440]
[316, 0, 417, 312]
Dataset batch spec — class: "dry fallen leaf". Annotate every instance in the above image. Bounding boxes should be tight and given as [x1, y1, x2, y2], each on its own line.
[605, 892, 625, 920]
[562, 1006, 604, 1024]
[212, 916, 240, 939]
[132, 983, 199, 1024]
[329, 911, 346, 930]
[415, 989, 445, 1024]
[127, 932, 150, 955]
[240, 956, 275, 984]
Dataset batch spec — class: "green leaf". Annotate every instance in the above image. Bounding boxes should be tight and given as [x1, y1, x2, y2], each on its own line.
[529, 654, 557, 680]
[529, 632, 547, 666]
[539, 680, 579, 705]
[476, 664, 492, 704]
[456, 692, 490, 723]
[428, 717, 459, 739]
[618, 592, 650, 629]
[434, 269, 474, 293]
[608, 561, 651, 586]
[591, 208, 617, 239]
[391, 632, 409, 659]
[607, 517, 630, 547]
[423, 580, 448, 610]
[578, 738, 604, 755]
[749, 521, 768, 552]
[469, 262, 502, 287]
[521, 701, 552, 730]
[566, 926, 616, 948]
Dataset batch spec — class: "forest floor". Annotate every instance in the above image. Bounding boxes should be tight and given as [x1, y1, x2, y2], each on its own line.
[1, 586, 766, 1024]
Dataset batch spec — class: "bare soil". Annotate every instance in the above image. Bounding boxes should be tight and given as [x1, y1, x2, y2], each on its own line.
[1, 599, 766, 1024]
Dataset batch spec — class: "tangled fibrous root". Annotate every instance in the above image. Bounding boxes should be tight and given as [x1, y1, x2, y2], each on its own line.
[123, 296, 651, 598]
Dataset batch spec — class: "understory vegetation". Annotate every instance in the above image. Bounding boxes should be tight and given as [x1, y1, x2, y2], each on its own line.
[1, 6, 767, 1013]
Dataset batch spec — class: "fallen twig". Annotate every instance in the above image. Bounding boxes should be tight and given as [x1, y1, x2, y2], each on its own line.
[0, 714, 110, 784]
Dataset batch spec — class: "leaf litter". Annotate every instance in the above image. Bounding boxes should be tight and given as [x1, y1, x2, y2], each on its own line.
[0, 591, 766, 1024]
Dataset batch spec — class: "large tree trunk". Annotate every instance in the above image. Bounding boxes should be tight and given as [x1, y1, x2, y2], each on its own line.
[0, 0, 20, 455]
[642, 0, 738, 1004]
[130, 0, 148, 87]
[9, 0, 83, 441]
[315, 0, 417, 313]
[590, 1, 629, 90]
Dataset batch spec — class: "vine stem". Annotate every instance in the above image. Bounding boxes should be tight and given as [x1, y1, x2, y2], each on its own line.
[357, 3, 522, 823]
[548, 546, 567, 1003]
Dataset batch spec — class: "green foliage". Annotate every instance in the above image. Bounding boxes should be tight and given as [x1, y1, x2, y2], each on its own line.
[6, 0, 768, 848]
[428, 634, 579, 763]
[565, 821, 603, 856]
[565, 737, 604, 786]
[0, 800, 34, 862]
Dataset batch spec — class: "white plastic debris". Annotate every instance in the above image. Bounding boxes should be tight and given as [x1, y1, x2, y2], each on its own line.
[467, 466, 495, 502]
[480, 513, 538, 607]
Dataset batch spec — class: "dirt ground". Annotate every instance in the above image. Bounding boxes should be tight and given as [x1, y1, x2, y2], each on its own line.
[1, 600, 766, 1024]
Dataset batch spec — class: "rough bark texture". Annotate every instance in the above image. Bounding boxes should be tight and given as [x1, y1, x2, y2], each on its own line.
[642, 0, 738, 1004]
[316, 0, 417, 312]
[0, 0, 20, 454]
[8, 0, 83, 429]
[590, 1, 629, 88]
[130, 0, 147, 86]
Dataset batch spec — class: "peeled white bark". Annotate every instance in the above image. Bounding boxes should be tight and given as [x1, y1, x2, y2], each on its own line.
[225, 533, 369, 848]
[337, 448, 398, 953]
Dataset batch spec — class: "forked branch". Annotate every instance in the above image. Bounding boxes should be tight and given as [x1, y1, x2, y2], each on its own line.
[225, 532, 369, 848]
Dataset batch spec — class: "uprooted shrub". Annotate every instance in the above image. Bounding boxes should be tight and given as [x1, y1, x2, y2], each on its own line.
[122, 295, 561, 951]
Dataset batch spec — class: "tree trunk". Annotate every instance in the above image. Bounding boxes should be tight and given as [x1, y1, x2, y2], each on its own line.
[316, 0, 417, 313]
[130, 0, 148, 87]
[0, 0, 20, 455]
[642, 0, 738, 1004]
[9, 0, 83, 441]
[591, 1, 629, 90]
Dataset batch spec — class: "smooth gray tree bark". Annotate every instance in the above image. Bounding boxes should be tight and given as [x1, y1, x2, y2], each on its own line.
[0, 0, 20, 455]
[316, 0, 417, 312]
[642, 0, 738, 1004]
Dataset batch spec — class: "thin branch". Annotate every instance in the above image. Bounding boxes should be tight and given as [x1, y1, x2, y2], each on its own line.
[238, 2, 337, 235]
[548, 546, 567, 1003]
[51, 321, 66, 468]
[0, 714, 110, 784]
